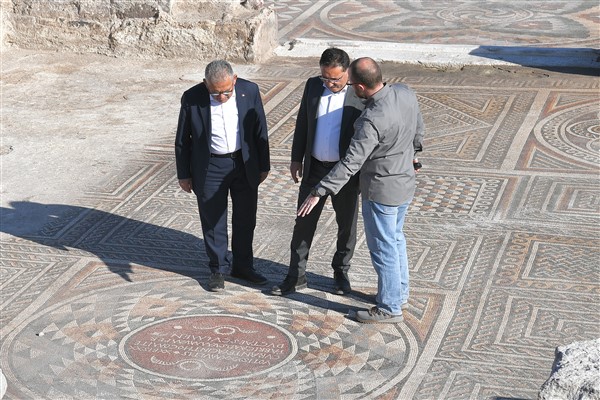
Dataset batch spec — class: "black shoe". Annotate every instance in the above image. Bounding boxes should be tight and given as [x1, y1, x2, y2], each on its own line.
[209, 273, 225, 292]
[271, 276, 307, 296]
[333, 271, 351, 295]
[230, 269, 268, 285]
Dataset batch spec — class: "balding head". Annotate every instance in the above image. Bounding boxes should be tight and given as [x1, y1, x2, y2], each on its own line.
[349, 57, 382, 90]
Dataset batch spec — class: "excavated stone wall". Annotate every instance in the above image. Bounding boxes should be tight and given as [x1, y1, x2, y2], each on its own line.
[1, 0, 277, 62]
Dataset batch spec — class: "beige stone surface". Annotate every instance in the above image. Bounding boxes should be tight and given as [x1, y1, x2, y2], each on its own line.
[0, 49, 198, 235]
[2, 0, 277, 62]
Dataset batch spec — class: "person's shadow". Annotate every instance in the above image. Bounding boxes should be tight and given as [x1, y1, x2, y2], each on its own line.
[0, 201, 275, 289]
[0, 201, 369, 317]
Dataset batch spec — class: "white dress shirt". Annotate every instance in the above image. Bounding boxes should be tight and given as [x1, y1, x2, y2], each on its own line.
[312, 85, 347, 162]
[209, 90, 240, 154]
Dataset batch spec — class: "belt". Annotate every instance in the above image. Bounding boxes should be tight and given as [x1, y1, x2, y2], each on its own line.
[211, 150, 241, 158]
[312, 156, 338, 168]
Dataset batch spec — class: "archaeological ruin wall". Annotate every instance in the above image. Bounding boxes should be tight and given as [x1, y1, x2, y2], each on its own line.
[0, 0, 277, 62]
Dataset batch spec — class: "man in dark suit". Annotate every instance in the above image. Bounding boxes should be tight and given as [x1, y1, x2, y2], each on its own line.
[271, 48, 364, 296]
[175, 60, 270, 292]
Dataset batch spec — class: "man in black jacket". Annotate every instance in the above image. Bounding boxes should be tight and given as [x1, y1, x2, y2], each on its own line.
[271, 48, 364, 296]
[175, 60, 270, 292]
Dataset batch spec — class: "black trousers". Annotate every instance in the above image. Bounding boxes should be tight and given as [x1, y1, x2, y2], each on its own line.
[287, 158, 360, 281]
[196, 156, 258, 274]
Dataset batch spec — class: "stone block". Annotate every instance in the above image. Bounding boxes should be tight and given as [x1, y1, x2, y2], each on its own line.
[0, 367, 6, 399]
[12, 0, 110, 20]
[8, 14, 110, 53]
[1, 0, 14, 52]
[539, 338, 600, 400]
[3, 0, 277, 62]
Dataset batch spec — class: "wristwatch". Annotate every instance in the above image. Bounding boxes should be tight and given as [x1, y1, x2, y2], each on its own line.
[310, 186, 327, 197]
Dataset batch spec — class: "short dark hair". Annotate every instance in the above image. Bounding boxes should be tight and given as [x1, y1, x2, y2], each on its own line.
[319, 48, 350, 70]
[349, 57, 382, 89]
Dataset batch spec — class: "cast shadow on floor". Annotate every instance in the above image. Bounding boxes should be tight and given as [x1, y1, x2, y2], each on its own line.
[1, 200, 372, 315]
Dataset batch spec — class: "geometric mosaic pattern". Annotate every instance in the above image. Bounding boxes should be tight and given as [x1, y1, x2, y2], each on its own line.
[1, 2, 599, 399]
[269, 0, 600, 48]
[3, 267, 427, 398]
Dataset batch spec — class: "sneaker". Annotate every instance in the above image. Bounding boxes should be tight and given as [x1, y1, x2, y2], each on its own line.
[230, 269, 268, 285]
[208, 273, 225, 292]
[356, 306, 403, 324]
[368, 296, 409, 310]
[333, 271, 351, 295]
[271, 276, 307, 296]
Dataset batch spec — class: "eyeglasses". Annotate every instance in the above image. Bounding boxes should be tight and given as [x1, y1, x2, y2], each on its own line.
[209, 88, 234, 97]
[346, 81, 358, 86]
[319, 75, 345, 83]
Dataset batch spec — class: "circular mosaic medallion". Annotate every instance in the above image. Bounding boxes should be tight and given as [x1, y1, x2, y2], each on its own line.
[536, 103, 599, 166]
[437, 5, 532, 24]
[120, 315, 297, 381]
[3, 277, 422, 398]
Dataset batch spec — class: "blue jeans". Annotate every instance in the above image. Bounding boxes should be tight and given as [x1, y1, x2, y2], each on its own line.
[362, 199, 410, 315]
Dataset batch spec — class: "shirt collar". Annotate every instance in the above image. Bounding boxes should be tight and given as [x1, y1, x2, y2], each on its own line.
[321, 84, 348, 96]
[367, 82, 388, 105]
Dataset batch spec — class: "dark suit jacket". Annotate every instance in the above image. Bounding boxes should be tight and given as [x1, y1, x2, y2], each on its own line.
[291, 77, 364, 181]
[175, 78, 270, 194]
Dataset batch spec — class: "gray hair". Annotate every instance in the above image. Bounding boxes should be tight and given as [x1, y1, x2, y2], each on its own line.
[204, 60, 234, 84]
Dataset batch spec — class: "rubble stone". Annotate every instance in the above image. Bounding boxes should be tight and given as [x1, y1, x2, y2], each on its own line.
[539, 338, 600, 400]
[2, 0, 277, 62]
[0, 368, 6, 400]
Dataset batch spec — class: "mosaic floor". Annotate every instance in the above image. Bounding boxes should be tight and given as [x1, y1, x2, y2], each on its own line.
[1, 1, 599, 399]
[1, 57, 598, 399]
[268, 0, 599, 48]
